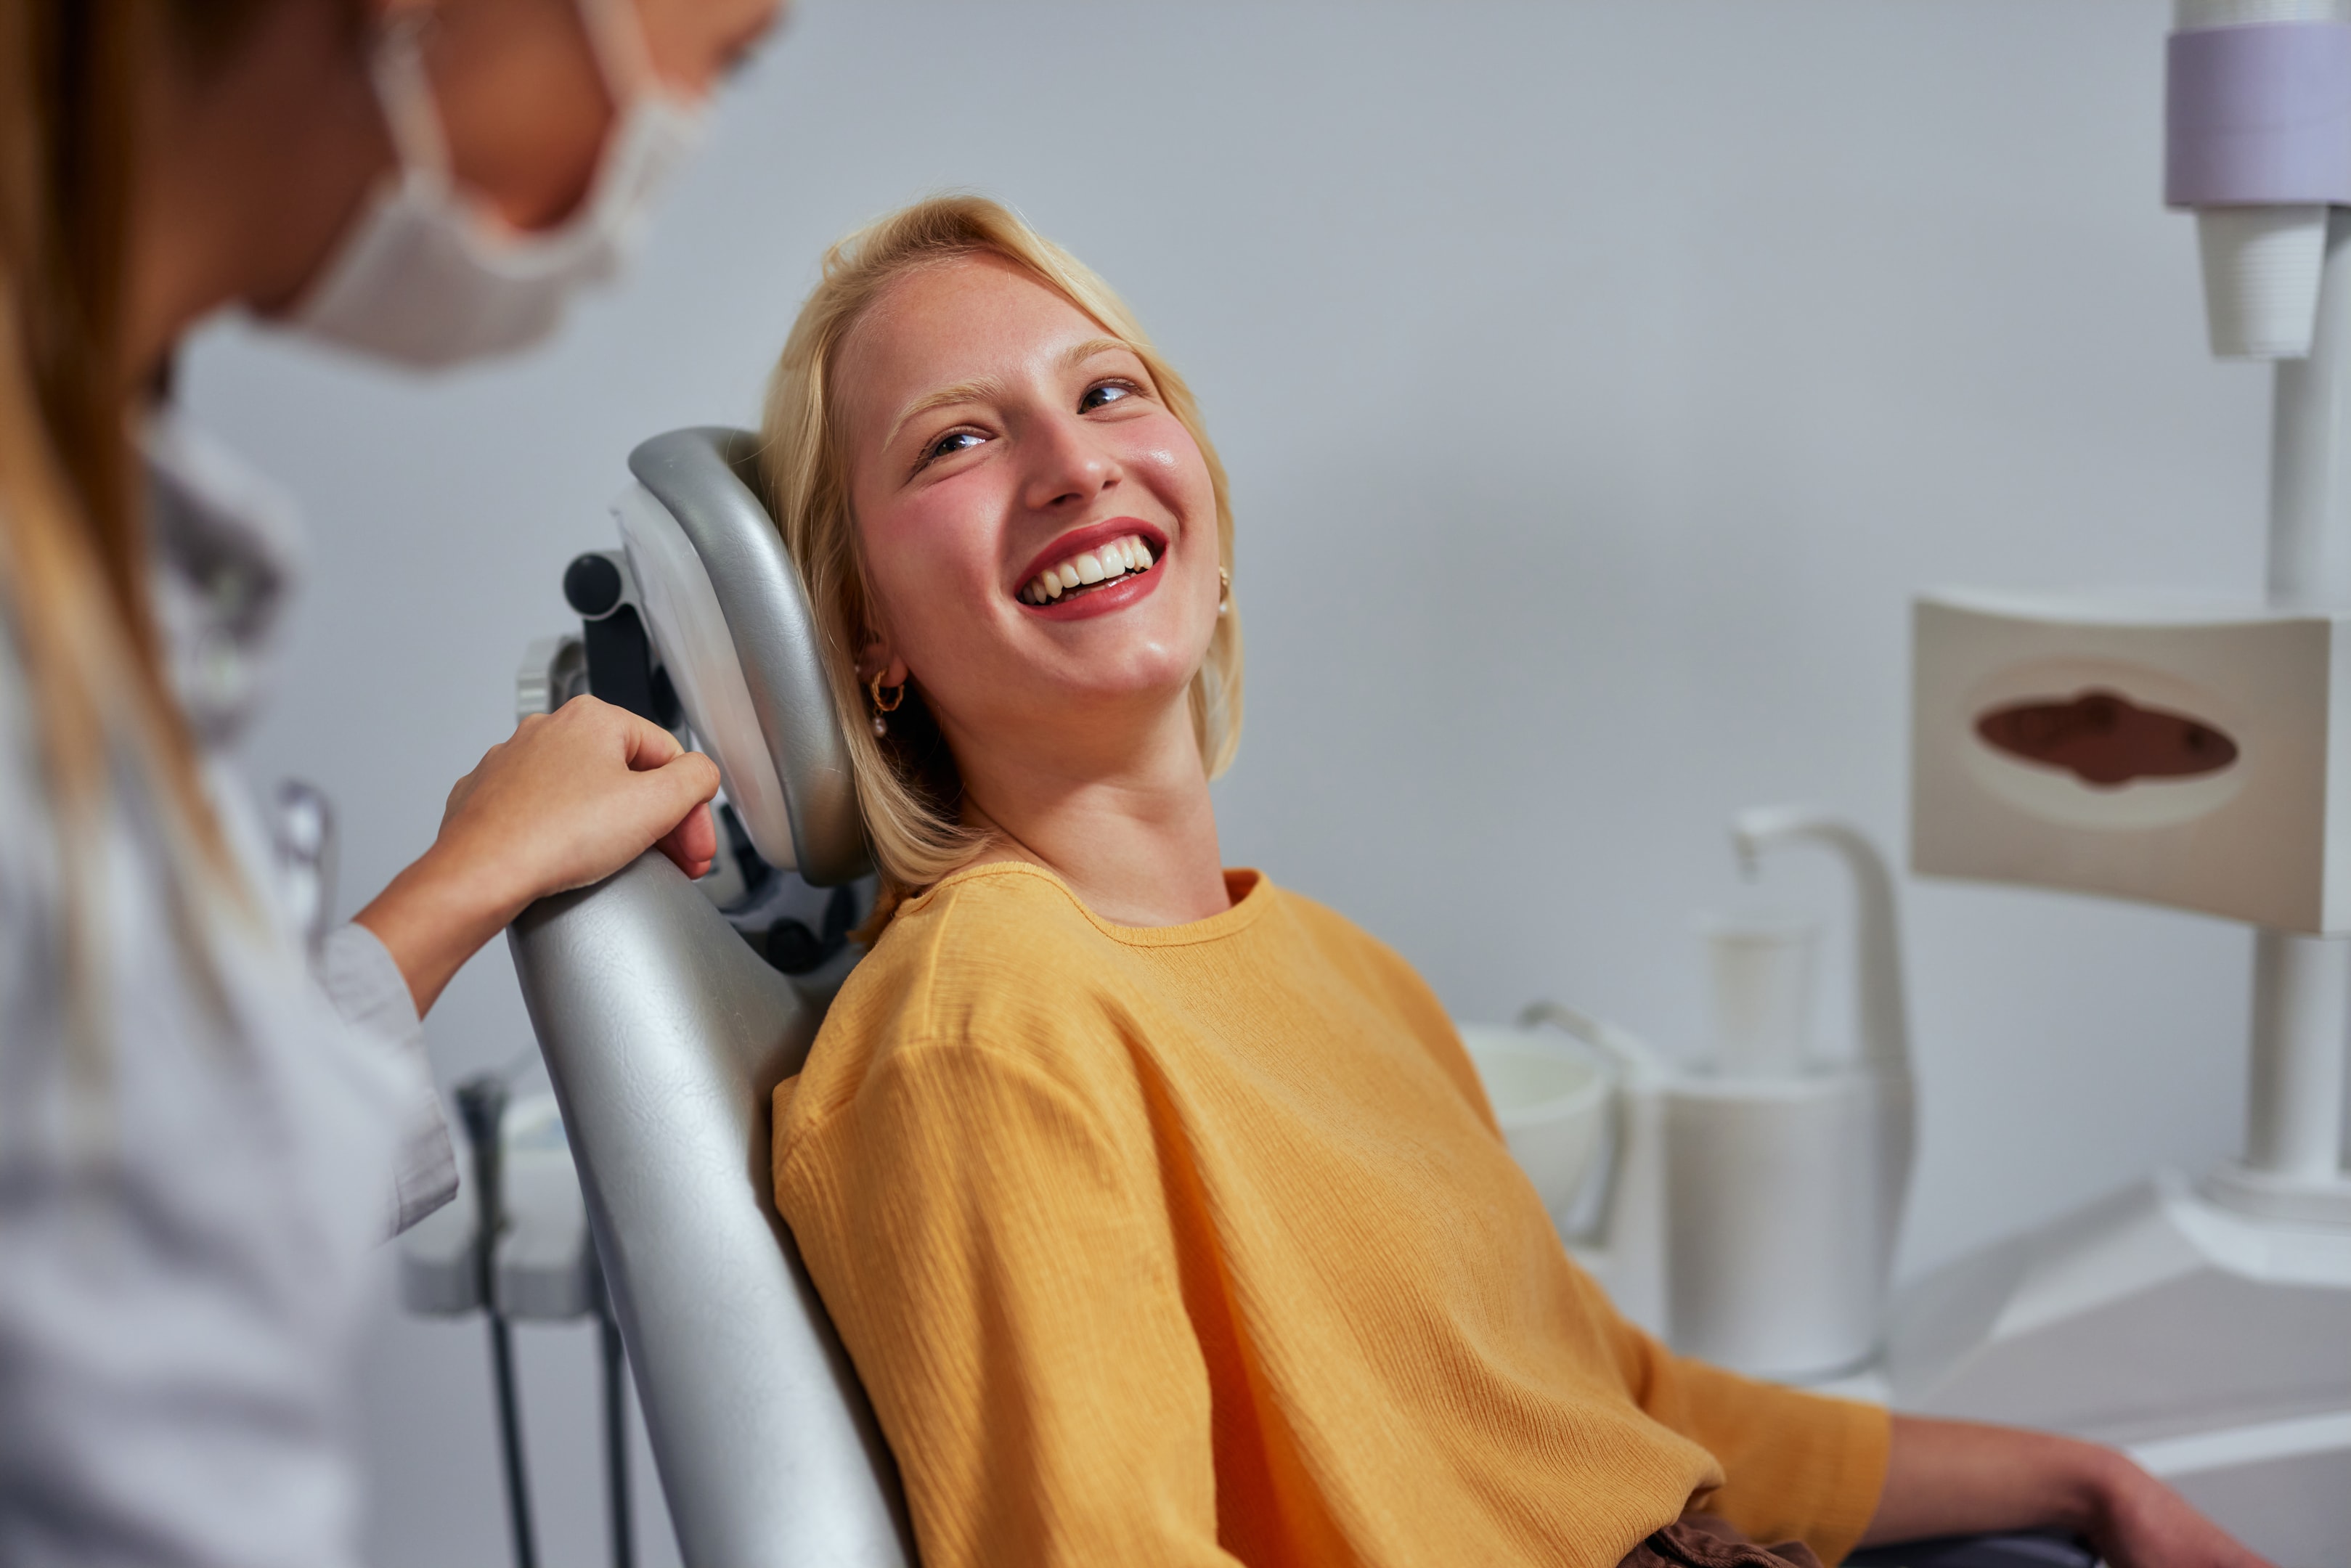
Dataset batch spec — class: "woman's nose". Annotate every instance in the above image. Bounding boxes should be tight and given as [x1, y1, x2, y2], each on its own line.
[1019, 412, 1121, 513]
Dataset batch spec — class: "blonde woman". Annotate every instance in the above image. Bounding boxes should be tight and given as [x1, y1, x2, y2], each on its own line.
[761, 198, 2256, 1568]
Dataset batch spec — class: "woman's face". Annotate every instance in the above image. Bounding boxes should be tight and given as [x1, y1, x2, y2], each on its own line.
[836, 255, 1223, 770]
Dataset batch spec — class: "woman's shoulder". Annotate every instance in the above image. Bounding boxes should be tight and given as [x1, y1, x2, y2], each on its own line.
[1269, 882, 1431, 991]
[868, 860, 1114, 1012]
[779, 864, 1127, 1132]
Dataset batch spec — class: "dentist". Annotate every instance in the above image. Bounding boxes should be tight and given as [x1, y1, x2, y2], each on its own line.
[0, 1, 770, 1564]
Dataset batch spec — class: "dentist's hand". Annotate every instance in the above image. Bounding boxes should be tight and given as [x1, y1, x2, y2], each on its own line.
[356, 696, 722, 1016]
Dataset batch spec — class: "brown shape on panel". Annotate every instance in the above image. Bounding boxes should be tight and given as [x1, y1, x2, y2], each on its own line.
[1975, 689, 2238, 788]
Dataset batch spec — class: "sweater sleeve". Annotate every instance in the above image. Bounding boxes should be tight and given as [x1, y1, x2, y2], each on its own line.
[774, 1040, 1242, 1568]
[1600, 1283, 1891, 1564]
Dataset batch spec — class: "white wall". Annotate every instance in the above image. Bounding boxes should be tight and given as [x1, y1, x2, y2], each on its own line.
[184, 2, 2289, 1561]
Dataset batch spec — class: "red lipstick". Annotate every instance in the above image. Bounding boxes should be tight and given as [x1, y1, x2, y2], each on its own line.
[1014, 518, 1168, 595]
[1015, 518, 1171, 621]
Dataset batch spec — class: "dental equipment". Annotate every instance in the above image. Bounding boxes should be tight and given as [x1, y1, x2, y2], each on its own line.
[510, 428, 913, 1567]
[400, 1081, 638, 1568]
[1886, 7, 2351, 1559]
[1509, 812, 1915, 1383]
[456, 1075, 538, 1568]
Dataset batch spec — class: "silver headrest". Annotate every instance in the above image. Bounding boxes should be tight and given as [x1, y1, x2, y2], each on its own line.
[615, 427, 870, 888]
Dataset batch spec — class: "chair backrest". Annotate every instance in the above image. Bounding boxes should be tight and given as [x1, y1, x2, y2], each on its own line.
[508, 428, 913, 1567]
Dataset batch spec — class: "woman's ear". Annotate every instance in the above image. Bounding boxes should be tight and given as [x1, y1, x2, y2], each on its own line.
[857, 635, 909, 690]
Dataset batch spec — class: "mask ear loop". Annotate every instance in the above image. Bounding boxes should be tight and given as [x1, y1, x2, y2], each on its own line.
[575, 0, 661, 108]
[369, 12, 455, 186]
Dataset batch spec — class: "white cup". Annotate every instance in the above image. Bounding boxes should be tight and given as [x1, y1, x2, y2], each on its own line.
[1698, 912, 1820, 1077]
[2196, 205, 2327, 361]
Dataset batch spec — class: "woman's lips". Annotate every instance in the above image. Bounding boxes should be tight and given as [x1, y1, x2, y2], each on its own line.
[1022, 552, 1166, 620]
[1015, 517, 1169, 594]
[1013, 516, 1170, 620]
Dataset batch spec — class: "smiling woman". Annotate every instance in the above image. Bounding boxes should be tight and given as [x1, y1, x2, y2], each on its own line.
[759, 197, 1242, 909]
[756, 196, 2265, 1568]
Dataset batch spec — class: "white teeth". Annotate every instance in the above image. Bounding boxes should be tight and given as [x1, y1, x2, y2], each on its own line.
[1021, 535, 1156, 605]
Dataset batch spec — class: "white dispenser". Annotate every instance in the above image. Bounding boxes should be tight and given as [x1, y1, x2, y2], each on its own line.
[1662, 809, 1916, 1381]
[1494, 809, 1915, 1382]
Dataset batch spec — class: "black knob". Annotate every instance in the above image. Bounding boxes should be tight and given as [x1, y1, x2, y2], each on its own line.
[563, 552, 624, 618]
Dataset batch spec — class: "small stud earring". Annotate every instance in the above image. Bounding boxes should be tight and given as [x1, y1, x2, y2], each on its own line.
[1218, 566, 1231, 616]
[868, 670, 906, 737]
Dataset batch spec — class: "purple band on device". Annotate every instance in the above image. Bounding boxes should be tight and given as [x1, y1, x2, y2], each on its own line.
[2167, 20, 2351, 207]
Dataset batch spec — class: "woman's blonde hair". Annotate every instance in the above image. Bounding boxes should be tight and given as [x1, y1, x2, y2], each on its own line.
[760, 195, 1243, 899]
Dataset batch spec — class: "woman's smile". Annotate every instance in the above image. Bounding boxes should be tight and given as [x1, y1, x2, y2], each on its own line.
[1016, 518, 1168, 617]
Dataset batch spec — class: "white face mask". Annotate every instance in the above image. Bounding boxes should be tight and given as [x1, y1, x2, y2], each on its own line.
[292, 0, 706, 369]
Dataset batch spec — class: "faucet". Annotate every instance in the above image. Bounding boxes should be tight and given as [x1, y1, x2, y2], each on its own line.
[1731, 806, 1912, 1079]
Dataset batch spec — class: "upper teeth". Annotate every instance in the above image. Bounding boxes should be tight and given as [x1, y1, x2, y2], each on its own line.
[1021, 535, 1154, 604]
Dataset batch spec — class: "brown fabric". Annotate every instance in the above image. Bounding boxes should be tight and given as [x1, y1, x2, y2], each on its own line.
[1618, 1514, 1827, 1568]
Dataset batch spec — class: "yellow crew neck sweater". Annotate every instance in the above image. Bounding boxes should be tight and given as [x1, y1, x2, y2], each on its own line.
[774, 865, 1888, 1568]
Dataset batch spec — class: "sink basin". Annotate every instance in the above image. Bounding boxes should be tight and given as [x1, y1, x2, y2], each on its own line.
[1456, 1024, 1613, 1222]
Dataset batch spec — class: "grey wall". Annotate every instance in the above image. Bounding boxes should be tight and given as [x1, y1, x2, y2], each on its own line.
[184, 1, 2284, 1561]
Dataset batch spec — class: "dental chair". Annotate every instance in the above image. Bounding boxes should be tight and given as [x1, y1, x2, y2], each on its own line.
[507, 427, 912, 1568]
[506, 428, 2093, 1568]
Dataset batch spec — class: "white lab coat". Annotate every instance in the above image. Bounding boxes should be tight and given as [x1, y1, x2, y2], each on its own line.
[0, 411, 457, 1568]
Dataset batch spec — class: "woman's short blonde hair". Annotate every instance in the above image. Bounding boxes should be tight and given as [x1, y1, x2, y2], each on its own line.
[759, 195, 1243, 898]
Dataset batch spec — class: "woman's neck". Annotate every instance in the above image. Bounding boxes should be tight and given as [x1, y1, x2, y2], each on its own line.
[949, 698, 1230, 928]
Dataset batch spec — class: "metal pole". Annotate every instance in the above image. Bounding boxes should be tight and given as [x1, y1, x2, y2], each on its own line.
[2246, 206, 2351, 1184]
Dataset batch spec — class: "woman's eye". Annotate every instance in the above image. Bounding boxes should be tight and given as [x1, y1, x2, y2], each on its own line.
[1079, 380, 1136, 413]
[923, 429, 984, 465]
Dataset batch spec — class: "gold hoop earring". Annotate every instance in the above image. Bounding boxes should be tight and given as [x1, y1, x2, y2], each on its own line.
[868, 671, 905, 737]
[1218, 566, 1231, 617]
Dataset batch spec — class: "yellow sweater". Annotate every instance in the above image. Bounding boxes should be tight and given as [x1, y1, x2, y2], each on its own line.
[773, 865, 1888, 1568]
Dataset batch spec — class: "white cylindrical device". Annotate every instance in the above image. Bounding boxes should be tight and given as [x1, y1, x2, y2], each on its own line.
[2169, 1, 2351, 359]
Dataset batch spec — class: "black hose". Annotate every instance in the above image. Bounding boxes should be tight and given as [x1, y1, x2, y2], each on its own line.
[456, 1075, 538, 1568]
[601, 1306, 633, 1568]
[486, 1313, 537, 1568]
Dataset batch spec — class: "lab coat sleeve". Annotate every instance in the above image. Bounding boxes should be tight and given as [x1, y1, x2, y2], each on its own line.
[1600, 1289, 1891, 1561]
[774, 1040, 1242, 1568]
[314, 921, 457, 1238]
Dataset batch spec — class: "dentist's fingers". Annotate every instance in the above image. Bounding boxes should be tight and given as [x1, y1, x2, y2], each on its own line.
[655, 798, 719, 881]
[357, 696, 725, 1017]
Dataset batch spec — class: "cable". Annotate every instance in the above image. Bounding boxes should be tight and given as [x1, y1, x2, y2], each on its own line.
[601, 1302, 634, 1568]
[456, 1075, 539, 1568]
[486, 1313, 537, 1568]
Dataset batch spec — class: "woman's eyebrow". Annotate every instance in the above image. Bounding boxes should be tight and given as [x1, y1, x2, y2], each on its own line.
[1061, 336, 1132, 369]
[886, 377, 1002, 449]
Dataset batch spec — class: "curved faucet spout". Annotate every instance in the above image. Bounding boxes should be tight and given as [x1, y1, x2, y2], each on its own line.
[1729, 807, 1912, 1079]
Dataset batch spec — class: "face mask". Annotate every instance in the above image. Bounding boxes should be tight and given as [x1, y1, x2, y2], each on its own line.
[292, 0, 707, 369]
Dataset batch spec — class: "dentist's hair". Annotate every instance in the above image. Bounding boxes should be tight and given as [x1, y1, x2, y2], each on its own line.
[760, 195, 1244, 902]
[0, 1, 290, 1036]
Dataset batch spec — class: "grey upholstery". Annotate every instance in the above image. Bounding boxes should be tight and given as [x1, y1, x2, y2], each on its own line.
[627, 428, 869, 888]
[508, 426, 913, 1567]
